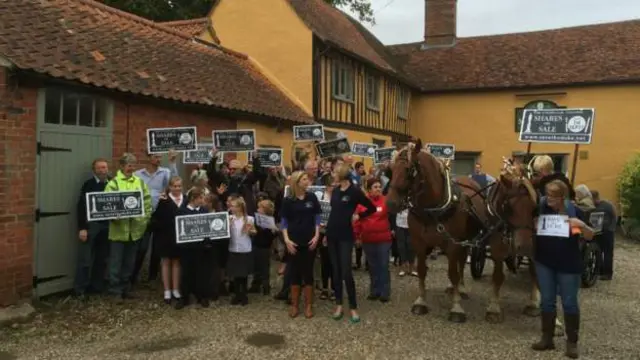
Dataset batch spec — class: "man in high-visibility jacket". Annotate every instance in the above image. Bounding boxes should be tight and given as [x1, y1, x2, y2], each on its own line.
[105, 153, 152, 300]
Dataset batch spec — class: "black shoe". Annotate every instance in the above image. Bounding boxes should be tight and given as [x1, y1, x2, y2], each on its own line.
[379, 296, 389, 303]
[74, 293, 88, 302]
[210, 294, 219, 302]
[240, 295, 249, 306]
[599, 275, 612, 281]
[248, 284, 261, 294]
[367, 294, 379, 301]
[319, 290, 329, 300]
[121, 292, 135, 300]
[262, 287, 271, 296]
[164, 298, 172, 305]
[230, 294, 241, 305]
[219, 283, 229, 296]
[199, 298, 210, 308]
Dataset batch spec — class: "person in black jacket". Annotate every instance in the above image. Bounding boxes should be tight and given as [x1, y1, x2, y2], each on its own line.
[150, 176, 186, 305]
[175, 187, 215, 310]
[325, 164, 376, 323]
[74, 158, 111, 300]
[250, 199, 278, 295]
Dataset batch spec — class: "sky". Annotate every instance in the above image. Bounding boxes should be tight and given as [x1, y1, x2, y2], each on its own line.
[344, 0, 640, 45]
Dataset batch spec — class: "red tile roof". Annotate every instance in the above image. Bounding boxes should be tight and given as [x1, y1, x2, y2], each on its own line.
[159, 18, 207, 36]
[158, 18, 220, 44]
[0, 0, 313, 123]
[387, 20, 640, 92]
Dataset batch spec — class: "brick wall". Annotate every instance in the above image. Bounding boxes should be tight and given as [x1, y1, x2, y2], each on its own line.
[0, 67, 38, 306]
[0, 75, 242, 307]
[111, 100, 237, 173]
[424, 0, 457, 46]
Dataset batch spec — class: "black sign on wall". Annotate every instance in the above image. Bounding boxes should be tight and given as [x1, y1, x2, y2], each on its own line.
[316, 138, 350, 158]
[86, 190, 145, 221]
[147, 127, 197, 154]
[518, 108, 595, 144]
[213, 129, 256, 152]
[514, 100, 564, 132]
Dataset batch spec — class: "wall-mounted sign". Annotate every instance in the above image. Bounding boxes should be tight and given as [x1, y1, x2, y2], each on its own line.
[518, 108, 595, 144]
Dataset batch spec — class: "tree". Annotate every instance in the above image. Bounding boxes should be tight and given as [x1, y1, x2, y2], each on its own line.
[617, 152, 640, 241]
[101, 0, 375, 25]
[325, 0, 375, 25]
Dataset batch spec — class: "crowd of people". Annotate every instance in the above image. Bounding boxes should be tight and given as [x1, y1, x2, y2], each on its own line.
[73, 140, 618, 357]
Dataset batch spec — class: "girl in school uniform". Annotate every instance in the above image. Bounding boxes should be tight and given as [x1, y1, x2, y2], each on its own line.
[151, 176, 186, 304]
[175, 187, 215, 310]
[228, 197, 257, 306]
[251, 199, 278, 295]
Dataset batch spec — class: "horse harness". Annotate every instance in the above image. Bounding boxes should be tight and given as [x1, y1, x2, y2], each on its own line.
[401, 154, 536, 250]
[402, 157, 491, 248]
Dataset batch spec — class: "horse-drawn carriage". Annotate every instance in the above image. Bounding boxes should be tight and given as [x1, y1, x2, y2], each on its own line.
[468, 214, 603, 288]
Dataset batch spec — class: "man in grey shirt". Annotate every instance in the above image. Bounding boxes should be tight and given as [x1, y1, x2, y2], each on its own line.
[591, 190, 617, 280]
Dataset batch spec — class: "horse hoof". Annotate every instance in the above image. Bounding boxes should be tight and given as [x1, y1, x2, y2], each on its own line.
[485, 311, 504, 324]
[522, 305, 541, 317]
[448, 311, 467, 323]
[411, 304, 429, 315]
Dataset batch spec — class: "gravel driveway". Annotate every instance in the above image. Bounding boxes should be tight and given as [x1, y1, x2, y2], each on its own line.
[1, 239, 639, 360]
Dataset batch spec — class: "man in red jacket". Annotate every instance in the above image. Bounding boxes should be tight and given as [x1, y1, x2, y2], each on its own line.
[354, 177, 393, 303]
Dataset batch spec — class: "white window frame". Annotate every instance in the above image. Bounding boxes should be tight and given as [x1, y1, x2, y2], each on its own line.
[44, 89, 109, 128]
[331, 59, 354, 102]
[365, 74, 380, 110]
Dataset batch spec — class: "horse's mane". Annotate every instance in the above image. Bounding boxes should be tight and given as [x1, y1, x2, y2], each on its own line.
[392, 144, 446, 174]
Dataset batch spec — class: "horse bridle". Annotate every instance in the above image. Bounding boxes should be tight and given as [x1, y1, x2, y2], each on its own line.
[485, 178, 537, 234]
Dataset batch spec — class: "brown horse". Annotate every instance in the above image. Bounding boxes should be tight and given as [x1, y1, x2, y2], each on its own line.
[386, 140, 488, 322]
[482, 160, 539, 323]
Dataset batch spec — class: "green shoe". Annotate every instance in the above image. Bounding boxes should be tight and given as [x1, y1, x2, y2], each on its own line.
[349, 315, 361, 324]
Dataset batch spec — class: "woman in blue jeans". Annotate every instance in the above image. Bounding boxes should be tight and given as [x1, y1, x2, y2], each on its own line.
[533, 180, 594, 359]
[325, 165, 376, 323]
[354, 178, 393, 302]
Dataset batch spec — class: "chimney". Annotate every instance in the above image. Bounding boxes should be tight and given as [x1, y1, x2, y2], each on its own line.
[423, 0, 457, 48]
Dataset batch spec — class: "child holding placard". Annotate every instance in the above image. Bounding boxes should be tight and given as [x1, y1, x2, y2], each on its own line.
[227, 197, 257, 306]
[175, 187, 214, 310]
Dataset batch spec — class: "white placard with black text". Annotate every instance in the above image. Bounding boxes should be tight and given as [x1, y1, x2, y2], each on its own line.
[536, 215, 570, 238]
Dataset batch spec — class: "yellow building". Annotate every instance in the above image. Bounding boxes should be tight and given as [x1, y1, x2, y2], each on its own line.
[166, 0, 635, 203]
[164, 0, 414, 169]
[386, 0, 640, 203]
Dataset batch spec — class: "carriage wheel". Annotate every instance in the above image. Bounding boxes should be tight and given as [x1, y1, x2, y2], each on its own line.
[470, 246, 486, 280]
[581, 242, 601, 288]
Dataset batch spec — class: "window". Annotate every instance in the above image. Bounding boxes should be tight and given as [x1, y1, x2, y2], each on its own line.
[331, 59, 354, 101]
[44, 89, 108, 127]
[365, 74, 380, 110]
[397, 87, 410, 119]
[372, 138, 386, 148]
